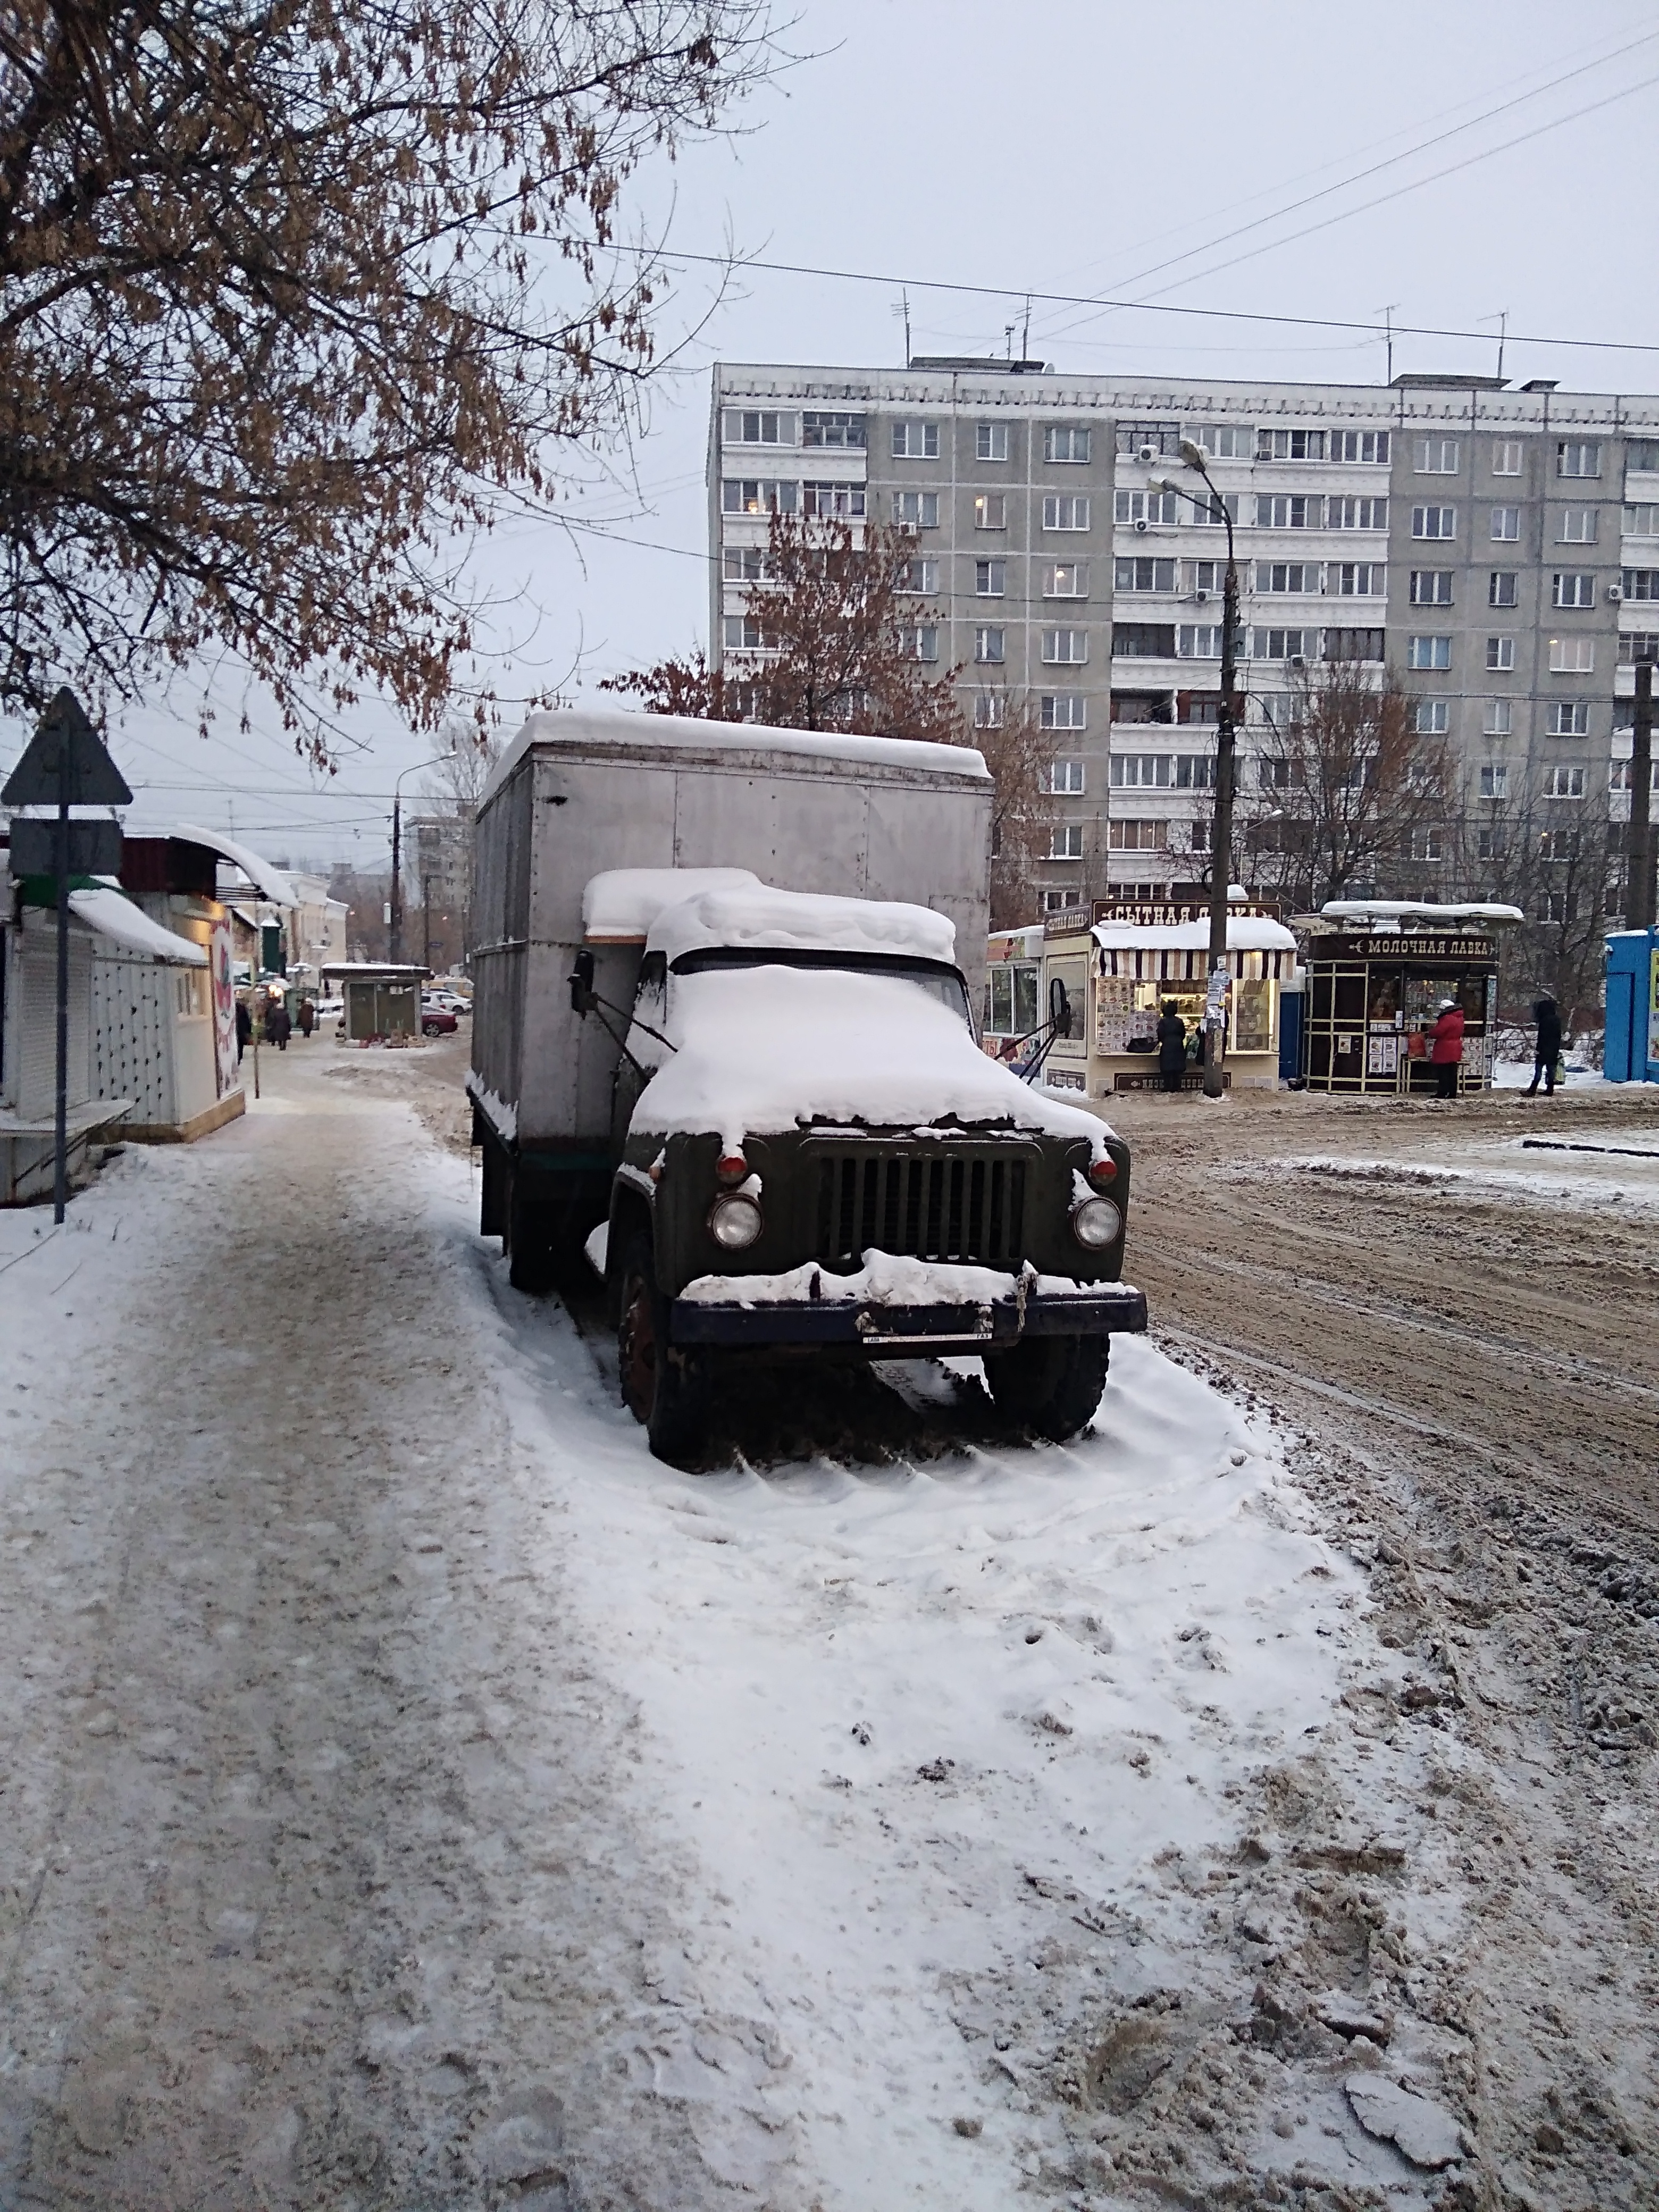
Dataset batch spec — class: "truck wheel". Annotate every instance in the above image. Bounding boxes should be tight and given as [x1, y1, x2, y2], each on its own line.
[617, 1233, 710, 1462]
[985, 1334, 1110, 1443]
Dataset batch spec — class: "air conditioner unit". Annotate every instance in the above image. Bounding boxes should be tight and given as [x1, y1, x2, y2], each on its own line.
[1194, 587, 1210, 604]
[1607, 583, 1624, 601]
[1288, 653, 1308, 671]
[1136, 443, 1158, 463]
[1134, 516, 1151, 534]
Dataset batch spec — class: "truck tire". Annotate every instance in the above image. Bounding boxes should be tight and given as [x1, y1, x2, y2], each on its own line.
[617, 1232, 710, 1462]
[985, 1333, 1110, 1443]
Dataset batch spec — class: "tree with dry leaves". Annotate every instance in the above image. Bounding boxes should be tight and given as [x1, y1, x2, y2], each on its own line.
[0, 2, 770, 752]
[602, 508, 1055, 924]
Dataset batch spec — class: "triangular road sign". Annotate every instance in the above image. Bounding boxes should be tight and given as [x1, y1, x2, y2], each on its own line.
[2, 688, 132, 807]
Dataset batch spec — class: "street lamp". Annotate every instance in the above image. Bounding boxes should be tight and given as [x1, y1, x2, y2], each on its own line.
[1151, 437, 1239, 1099]
[390, 751, 456, 964]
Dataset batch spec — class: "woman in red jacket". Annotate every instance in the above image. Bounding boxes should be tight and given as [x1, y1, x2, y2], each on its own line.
[1428, 996, 1464, 1100]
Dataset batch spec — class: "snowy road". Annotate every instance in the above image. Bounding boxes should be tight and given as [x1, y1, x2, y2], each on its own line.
[0, 1043, 1573, 2208]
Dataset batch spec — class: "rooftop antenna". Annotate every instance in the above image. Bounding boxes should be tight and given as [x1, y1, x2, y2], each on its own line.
[1022, 295, 1032, 363]
[1496, 308, 1508, 381]
[1376, 303, 1399, 385]
[1003, 321, 1016, 362]
[891, 290, 912, 367]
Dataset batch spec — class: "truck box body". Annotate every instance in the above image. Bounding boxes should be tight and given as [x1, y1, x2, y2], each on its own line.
[469, 708, 993, 1257]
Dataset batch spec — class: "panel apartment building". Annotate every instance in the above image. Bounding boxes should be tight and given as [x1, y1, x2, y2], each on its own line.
[708, 360, 1659, 914]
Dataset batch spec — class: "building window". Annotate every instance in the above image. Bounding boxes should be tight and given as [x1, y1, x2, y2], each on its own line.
[1484, 699, 1512, 735]
[1411, 505, 1457, 539]
[1110, 754, 1172, 788]
[1559, 507, 1598, 543]
[1479, 763, 1509, 799]
[976, 422, 1009, 463]
[1111, 622, 1175, 657]
[1044, 425, 1092, 464]
[802, 481, 865, 518]
[1043, 627, 1090, 663]
[1624, 505, 1659, 537]
[723, 546, 776, 580]
[1195, 424, 1247, 458]
[723, 408, 794, 446]
[1259, 561, 1319, 593]
[1629, 439, 1659, 472]
[1175, 753, 1216, 789]
[895, 558, 938, 594]
[1255, 493, 1323, 529]
[1260, 756, 1293, 790]
[1048, 822, 1086, 859]
[1335, 562, 1385, 594]
[974, 493, 1007, 531]
[1540, 830, 1581, 863]
[1336, 429, 1390, 464]
[892, 490, 939, 529]
[1414, 700, 1450, 734]
[1545, 702, 1590, 736]
[1114, 556, 1177, 592]
[1486, 635, 1516, 671]
[1256, 428, 1327, 461]
[1113, 489, 1177, 527]
[1177, 624, 1223, 658]
[1410, 570, 1455, 605]
[1108, 818, 1166, 850]
[1488, 571, 1519, 608]
[722, 477, 798, 515]
[1410, 827, 1444, 861]
[1048, 758, 1085, 793]
[1416, 437, 1460, 474]
[1548, 636, 1595, 673]
[1552, 572, 1595, 608]
[1044, 493, 1092, 530]
[892, 421, 939, 459]
[1557, 440, 1602, 479]
[1407, 634, 1452, 670]
[1187, 490, 1240, 529]
[973, 692, 1004, 730]
[1490, 506, 1520, 541]
[974, 625, 1006, 665]
[800, 410, 864, 449]
[1492, 438, 1524, 476]
[1545, 764, 1587, 796]
[1622, 567, 1659, 600]
[1115, 420, 1180, 457]
[1257, 627, 1317, 661]
[1040, 694, 1087, 730]
[1045, 562, 1090, 598]
[898, 624, 939, 662]
[723, 614, 769, 649]
[1331, 496, 1388, 529]
[975, 559, 1006, 597]
[1476, 826, 1502, 861]
[1619, 632, 1659, 664]
[1323, 627, 1385, 662]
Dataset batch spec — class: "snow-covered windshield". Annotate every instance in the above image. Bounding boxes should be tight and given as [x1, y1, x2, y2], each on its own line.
[671, 948, 971, 1027]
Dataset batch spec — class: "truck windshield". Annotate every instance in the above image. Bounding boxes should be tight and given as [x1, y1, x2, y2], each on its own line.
[671, 947, 972, 1026]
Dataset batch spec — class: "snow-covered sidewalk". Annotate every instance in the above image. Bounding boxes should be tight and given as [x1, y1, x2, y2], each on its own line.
[0, 1060, 1477, 2208]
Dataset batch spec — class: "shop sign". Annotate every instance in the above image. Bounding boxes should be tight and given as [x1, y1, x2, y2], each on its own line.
[1323, 934, 1494, 963]
[1093, 900, 1277, 926]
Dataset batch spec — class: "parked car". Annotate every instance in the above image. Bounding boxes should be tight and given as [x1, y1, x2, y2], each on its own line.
[424, 989, 470, 1016]
[421, 1005, 459, 1036]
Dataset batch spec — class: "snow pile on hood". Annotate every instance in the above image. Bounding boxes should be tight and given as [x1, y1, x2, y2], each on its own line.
[632, 966, 1111, 1146]
[583, 867, 764, 943]
[647, 882, 958, 967]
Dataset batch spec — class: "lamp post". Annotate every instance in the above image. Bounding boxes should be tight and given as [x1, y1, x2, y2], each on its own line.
[1152, 439, 1239, 1099]
[390, 752, 456, 964]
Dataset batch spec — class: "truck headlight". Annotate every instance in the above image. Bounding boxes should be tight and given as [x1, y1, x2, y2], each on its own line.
[707, 1192, 763, 1250]
[1071, 1196, 1122, 1249]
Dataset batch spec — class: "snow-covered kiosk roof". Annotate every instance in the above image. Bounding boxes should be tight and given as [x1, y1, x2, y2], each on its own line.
[174, 823, 297, 909]
[1317, 900, 1524, 929]
[70, 885, 207, 965]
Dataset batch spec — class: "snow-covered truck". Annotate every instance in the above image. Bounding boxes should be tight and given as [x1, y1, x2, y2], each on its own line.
[468, 708, 1145, 1457]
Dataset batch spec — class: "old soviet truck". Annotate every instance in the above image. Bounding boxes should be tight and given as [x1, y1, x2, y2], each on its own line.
[469, 707, 1145, 1459]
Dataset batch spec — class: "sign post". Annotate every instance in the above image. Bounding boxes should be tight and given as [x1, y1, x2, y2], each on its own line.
[2, 690, 132, 1222]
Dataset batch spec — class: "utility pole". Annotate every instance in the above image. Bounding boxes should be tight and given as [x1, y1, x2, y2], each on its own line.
[53, 741, 70, 1220]
[1631, 659, 1656, 932]
[390, 790, 404, 964]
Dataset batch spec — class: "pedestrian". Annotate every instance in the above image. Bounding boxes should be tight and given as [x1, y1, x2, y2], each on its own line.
[266, 996, 292, 1051]
[1428, 995, 1464, 1100]
[1156, 998, 1188, 1094]
[297, 995, 315, 1040]
[1526, 994, 1563, 1097]
[235, 996, 251, 1063]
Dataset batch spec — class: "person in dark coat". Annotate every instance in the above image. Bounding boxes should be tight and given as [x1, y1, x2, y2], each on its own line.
[297, 995, 315, 1040]
[1155, 999, 1188, 1093]
[1428, 996, 1464, 1099]
[265, 998, 292, 1051]
[235, 997, 251, 1063]
[1527, 995, 1563, 1096]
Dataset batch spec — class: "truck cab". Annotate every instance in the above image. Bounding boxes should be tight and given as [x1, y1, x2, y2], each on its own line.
[581, 871, 1145, 1460]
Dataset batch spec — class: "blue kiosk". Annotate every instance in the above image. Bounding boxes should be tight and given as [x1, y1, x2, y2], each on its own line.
[1605, 928, 1659, 1083]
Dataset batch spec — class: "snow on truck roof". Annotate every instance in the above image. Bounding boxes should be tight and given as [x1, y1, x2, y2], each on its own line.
[643, 882, 959, 967]
[483, 705, 991, 809]
[583, 868, 765, 943]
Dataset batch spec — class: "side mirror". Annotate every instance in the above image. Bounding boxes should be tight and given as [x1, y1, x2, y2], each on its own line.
[568, 948, 596, 1016]
[1050, 975, 1071, 1038]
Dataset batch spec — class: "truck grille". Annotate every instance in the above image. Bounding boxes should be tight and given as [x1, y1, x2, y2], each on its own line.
[815, 1150, 1026, 1266]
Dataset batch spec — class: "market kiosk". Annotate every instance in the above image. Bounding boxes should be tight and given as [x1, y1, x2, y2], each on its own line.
[1297, 901, 1522, 1095]
[1023, 900, 1299, 1102]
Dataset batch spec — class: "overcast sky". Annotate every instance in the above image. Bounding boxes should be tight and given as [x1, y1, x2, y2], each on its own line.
[14, 0, 1659, 870]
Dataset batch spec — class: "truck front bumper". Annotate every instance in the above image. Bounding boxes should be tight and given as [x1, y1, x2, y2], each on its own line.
[668, 1282, 1147, 1354]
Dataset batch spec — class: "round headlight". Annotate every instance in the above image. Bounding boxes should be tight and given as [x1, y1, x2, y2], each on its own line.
[1071, 1195, 1122, 1249]
[707, 1192, 763, 1250]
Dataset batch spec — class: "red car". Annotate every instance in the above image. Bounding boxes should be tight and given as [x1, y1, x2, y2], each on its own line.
[421, 1004, 458, 1036]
